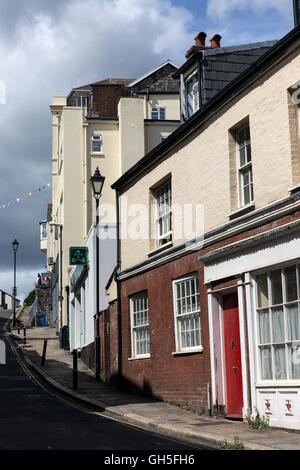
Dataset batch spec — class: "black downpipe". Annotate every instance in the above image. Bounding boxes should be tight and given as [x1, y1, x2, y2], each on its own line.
[294, 0, 300, 27]
[115, 189, 122, 390]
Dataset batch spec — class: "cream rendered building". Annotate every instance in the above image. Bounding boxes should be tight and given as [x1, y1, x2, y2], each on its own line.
[48, 61, 180, 346]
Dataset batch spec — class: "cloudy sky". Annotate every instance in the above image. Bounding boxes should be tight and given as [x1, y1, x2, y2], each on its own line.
[0, 0, 295, 301]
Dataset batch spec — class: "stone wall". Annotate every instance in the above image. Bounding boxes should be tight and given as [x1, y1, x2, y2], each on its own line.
[35, 286, 51, 326]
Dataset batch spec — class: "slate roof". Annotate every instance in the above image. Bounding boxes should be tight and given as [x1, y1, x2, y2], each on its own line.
[174, 40, 278, 105]
[202, 41, 278, 103]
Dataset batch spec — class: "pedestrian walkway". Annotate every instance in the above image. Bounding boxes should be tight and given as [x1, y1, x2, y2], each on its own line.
[7, 324, 300, 450]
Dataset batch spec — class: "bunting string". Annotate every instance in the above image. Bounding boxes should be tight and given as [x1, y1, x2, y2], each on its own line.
[0, 183, 51, 209]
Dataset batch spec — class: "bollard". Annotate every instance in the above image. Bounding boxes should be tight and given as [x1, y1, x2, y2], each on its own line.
[41, 339, 48, 366]
[73, 349, 78, 390]
[23, 328, 26, 345]
[17, 320, 20, 335]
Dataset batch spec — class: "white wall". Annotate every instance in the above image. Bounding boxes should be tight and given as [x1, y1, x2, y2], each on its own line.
[68, 223, 117, 351]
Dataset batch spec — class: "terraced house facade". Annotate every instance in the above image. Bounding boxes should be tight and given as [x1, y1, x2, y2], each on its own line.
[47, 61, 180, 349]
[109, 26, 300, 430]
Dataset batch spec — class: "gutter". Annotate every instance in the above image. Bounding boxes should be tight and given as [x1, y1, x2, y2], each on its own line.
[198, 219, 300, 264]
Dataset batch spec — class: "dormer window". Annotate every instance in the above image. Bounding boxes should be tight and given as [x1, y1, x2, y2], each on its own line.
[76, 96, 88, 107]
[186, 72, 199, 118]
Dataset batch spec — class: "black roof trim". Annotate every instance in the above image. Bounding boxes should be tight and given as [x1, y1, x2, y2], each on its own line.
[144, 119, 180, 123]
[112, 26, 300, 192]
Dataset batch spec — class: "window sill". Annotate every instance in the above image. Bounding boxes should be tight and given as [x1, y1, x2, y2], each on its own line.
[255, 381, 300, 388]
[128, 355, 150, 361]
[172, 348, 203, 356]
[91, 152, 105, 158]
[147, 241, 173, 258]
[228, 202, 255, 221]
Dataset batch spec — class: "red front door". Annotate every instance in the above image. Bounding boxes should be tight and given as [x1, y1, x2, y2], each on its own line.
[223, 293, 243, 419]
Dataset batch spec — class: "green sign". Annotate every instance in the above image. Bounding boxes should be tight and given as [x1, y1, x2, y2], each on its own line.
[69, 247, 88, 266]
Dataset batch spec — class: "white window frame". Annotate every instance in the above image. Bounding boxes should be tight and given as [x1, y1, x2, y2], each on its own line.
[151, 107, 166, 120]
[76, 96, 88, 107]
[254, 263, 300, 385]
[91, 134, 102, 154]
[185, 70, 199, 118]
[40, 222, 47, 240]
[237, 124, 254, 207]
[130, 292, 150, 359]
[154, 180, 172, 248]
[172, 274, 202, 353]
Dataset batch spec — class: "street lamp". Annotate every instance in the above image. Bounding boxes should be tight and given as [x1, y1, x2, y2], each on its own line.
[90, 167, 105, 381]
[12, 238, 19, 326]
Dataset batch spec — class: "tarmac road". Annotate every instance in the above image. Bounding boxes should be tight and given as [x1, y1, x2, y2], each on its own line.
[0, 311, 212, 452]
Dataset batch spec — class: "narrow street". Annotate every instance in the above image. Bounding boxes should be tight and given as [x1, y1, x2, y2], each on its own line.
[0, 312, 208, 451]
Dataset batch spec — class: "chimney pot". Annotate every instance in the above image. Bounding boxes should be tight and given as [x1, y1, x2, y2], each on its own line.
[194, 32, 207, 47]
[210, 34, 222, 48]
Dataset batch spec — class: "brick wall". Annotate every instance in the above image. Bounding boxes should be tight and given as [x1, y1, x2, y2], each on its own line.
[118, 208, 300, 413]
[80, 301, 119, 384]
[92, 85, 130, 118]
[99, 301, 119, 384]
[120, 252, 211, 412]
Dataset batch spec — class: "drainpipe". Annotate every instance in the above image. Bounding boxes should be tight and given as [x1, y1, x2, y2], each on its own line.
[207, 382, 212, 417]
[83, 120, 88, 236]
[294, 0, 300, 27]
[115, 189, 122, 390]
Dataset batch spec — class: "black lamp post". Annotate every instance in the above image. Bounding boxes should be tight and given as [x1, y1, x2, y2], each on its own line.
[12, 238, 19, 326]
[90, 167, 105, 381]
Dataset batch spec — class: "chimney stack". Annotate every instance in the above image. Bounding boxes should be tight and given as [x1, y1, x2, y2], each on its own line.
[185, 31, 222, 60]
[194, 32, 207, 47]
[210, 34, 222, 48]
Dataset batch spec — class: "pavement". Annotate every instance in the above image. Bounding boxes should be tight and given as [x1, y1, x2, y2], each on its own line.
[6, 315, 300, 451]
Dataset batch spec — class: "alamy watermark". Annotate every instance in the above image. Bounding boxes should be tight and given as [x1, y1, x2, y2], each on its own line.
[95, 198, 205, 251]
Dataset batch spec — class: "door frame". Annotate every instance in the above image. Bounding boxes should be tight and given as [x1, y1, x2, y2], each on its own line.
[207, 277, 250, 418]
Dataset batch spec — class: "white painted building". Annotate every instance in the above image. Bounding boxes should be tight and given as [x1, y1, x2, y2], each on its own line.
[69, 223, 117, 352]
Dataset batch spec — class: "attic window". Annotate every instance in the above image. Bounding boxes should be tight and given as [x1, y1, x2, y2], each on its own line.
[186, 73, 199, 118]
[76, 96, 88, 107]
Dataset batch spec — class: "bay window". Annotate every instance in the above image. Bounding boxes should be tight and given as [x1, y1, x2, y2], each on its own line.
[256, 265, 300, 381]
